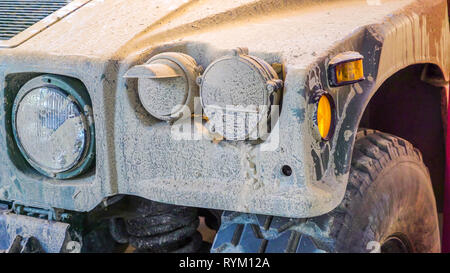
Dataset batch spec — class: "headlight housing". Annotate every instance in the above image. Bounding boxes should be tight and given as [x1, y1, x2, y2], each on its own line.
[124, 52, 202, 121]
[198, 48, 283, 140]
[12, 75, 95, 179]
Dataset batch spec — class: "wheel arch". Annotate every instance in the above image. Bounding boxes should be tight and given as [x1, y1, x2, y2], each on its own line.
[358, 62, 447, 211]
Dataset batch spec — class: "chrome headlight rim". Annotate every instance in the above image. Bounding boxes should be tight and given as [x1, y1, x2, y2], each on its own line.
[11, 74, 95, 179]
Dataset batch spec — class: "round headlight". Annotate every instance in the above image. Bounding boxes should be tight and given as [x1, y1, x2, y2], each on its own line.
[12, 75, 94, 178]
[198, 48, 283, 140]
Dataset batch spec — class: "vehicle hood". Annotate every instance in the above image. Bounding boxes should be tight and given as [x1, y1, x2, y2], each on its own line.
[3, 0, 419, 67]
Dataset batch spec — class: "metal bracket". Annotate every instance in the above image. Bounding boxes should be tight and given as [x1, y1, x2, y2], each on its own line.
[421, 64, 449, 87]
[0, 208, 72, 253]
[5, 235, 44, 253]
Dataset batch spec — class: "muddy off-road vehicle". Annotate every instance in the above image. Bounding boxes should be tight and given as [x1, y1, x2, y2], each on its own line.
[0, 0, 448, 253]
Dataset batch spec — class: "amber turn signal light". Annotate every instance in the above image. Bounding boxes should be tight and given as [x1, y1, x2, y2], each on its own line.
[328, 52, 365, 87]
[317, 95, 332, 139]
[312, 93, 335, 141]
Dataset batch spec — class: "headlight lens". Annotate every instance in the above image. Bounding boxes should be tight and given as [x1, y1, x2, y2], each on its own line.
[12, 75, 94, 178]
[15, 87, 86, 172]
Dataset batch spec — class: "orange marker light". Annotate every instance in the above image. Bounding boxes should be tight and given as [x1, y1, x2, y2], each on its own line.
[317, 95, 333, 139]
[335, 59, 364, 84]
[328, 52, 365, 87]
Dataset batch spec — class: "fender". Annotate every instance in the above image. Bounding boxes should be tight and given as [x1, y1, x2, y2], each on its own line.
[311, 0, 448, 181]
[297, 0, 448, 217]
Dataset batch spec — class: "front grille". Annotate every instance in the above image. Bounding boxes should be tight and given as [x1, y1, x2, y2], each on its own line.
[0, 0, 71, 40]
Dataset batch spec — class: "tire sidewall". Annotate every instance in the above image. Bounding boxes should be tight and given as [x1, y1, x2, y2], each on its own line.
[336, 158, 440, 253]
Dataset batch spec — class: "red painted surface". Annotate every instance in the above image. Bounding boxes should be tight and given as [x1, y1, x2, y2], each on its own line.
[443, 84, 450, 253]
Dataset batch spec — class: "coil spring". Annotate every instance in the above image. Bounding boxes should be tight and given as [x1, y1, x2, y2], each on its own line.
[109, 199, 202, 253]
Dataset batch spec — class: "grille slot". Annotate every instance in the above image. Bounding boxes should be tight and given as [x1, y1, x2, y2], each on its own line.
[0, 0, 71, 40]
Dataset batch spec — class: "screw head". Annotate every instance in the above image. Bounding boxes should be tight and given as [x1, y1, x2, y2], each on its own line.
[196, 76, 203, 85]
[266, 83, 275, 92]
[281, 165, 292, 176]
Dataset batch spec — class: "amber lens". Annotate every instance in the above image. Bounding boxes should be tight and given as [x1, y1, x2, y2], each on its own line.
[317, 95, 332, 139]
[335, 59, 364, 84]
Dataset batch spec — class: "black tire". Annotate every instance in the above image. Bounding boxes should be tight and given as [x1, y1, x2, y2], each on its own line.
[331, 129, 440, 252]
[211, 129, 440, 253]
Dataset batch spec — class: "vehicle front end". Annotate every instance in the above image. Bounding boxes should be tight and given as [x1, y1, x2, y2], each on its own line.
[0, 0, 448, 253]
